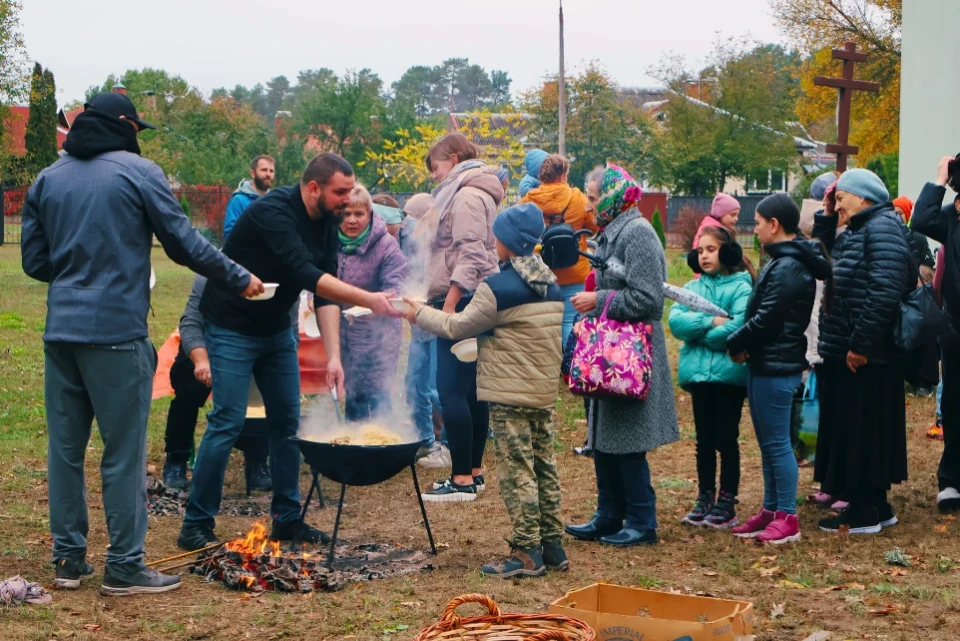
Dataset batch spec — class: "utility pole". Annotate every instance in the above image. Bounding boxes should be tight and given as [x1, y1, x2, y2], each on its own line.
[558, 0, 566, 156]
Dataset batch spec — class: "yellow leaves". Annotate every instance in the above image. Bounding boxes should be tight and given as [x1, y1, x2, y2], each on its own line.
[934, 524, 948, 534]
[777, 580, 807, 590]
[757, 565, 780, 578]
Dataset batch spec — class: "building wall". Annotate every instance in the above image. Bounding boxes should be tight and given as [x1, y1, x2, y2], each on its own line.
[900, 0, 960, 204]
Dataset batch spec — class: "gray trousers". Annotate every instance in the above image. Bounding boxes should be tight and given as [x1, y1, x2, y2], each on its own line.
[45, 338, 155, 579]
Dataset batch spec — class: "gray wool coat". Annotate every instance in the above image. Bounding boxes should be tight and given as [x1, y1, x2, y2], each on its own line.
[588, 210, 680, 455]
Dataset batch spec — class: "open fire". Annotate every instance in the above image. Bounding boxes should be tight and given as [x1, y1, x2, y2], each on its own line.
[192, 522, 433, 593]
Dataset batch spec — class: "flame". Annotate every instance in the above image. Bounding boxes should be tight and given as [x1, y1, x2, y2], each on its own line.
[303, 553, 311, 560]
[225, 522, 282, 558]
[239, 576, 256, 588]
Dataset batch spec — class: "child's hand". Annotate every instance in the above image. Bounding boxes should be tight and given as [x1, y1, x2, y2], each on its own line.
[712, 316, 728, 327]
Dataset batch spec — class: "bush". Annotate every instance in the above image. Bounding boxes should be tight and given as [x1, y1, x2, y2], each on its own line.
[651, 208, 666, 249]
[179, 194, 191, 218]
[673, 206, 707, 250]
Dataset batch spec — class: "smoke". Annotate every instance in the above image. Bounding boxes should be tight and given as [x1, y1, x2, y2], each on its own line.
[298, 390, 421, 445]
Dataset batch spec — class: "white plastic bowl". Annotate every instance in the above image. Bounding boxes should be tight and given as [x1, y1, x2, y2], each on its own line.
[303, 310, 320, 337]
[451, 338, 478, 363]
[390, 297, 425, 314]
[250, 283, 279, 301]
[149, 267, 156, 290]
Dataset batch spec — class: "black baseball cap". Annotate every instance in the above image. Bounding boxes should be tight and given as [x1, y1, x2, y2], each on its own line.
[84, 92, 156, 130]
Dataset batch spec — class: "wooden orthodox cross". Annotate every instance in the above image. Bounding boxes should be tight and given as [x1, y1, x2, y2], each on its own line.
[813, 42, 880, 172]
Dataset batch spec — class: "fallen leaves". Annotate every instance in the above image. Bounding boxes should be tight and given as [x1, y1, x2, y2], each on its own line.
[770, 603, 786, 618]
[760, 555, 778, 563]
[82, 624, 102, 631]
[818, 582, 866, 594]
[888, 567, 908, 577]
[757, 565, 780, 578]
[934, 524, 948, 534]
[868, 603, 898, 616]
[777, 580, 807, 590]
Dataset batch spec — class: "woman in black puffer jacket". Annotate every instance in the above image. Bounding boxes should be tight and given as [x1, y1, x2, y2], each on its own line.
[727, 193, 832, 544]
[813, 168, 916, 536]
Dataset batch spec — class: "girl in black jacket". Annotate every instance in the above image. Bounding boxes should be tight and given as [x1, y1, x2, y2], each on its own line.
[727, 193, 831, 544]
[813, 168, 915, 535]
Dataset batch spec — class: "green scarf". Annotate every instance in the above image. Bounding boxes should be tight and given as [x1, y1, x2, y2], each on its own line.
[338, 224, 371, 255]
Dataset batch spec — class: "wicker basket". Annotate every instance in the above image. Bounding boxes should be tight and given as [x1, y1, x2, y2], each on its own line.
[414, 593, 595, 641]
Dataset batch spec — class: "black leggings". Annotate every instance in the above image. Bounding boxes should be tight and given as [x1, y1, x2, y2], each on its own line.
[436, 335, 488, 477]
[689, 383, 745, 496]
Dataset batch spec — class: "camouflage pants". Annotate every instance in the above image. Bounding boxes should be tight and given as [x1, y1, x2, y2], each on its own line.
[489, 403, 563, 549]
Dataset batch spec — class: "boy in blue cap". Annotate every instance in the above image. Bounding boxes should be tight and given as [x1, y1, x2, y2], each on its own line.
[405, 202, 568, 578]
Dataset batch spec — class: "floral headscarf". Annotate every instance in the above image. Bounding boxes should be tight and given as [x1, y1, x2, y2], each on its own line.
[596, 163, 642, 227]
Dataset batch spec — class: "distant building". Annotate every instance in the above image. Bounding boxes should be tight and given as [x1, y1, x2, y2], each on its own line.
[2, 106, 70, 156]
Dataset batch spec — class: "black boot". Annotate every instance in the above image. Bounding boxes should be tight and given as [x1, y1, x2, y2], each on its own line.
[162, 458, 190, 491]
[564, 515, 622, 541]
[541, 540, 569, 572]
[244, 450, 271, 493]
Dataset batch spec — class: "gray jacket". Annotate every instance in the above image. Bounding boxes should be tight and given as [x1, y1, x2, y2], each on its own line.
[589, 210, 680, 454]
[21, 150, 250, 344]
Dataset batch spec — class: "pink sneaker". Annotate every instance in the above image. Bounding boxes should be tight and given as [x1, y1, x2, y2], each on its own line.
[755, 511, 802, 545]
[732, 509, 775, 538]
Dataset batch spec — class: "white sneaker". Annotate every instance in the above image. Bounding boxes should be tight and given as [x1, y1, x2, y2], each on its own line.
[417, 444, 451, 469]
[937, 487, 960, 512]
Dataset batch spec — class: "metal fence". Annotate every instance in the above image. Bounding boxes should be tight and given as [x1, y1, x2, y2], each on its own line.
[2, 184, 28, 246]
[666, 195, 767, 246]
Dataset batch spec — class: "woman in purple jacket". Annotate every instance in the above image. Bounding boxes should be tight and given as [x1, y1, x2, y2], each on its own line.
[338, 185, 408, 420]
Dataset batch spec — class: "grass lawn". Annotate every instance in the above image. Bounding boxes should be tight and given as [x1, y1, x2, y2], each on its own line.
[1, 244, 959, 640]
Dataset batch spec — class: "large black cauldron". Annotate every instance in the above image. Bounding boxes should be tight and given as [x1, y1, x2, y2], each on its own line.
[295, 438, 422, 486]
[292, 437, 436, 568]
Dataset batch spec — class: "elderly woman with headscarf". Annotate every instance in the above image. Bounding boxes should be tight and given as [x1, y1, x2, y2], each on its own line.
[337, 185, 407, 420]
[563, 164, 680, 547]
[812, 168, 915, 534]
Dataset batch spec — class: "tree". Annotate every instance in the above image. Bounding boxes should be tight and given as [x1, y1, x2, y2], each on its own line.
[24, 63, 59, 176]
[865, 152, 898, 196]
[392, 65, 438, 117]
[523, 62, 651, 188]
[292, 69, 386, 183]
[264, 75, 291, 119]
[86, 68, 194, 127]
[652, 208, 666, 248]
[490, 70, 512, 107]
[769, 0, 901, 159]
[0, 0, 27, 180]
[647, 38, 799, 195]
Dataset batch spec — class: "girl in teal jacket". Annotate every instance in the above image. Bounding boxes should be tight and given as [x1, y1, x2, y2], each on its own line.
[668, 226, 753, 529]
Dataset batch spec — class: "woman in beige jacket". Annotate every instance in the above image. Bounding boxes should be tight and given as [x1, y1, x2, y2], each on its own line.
[416, 133, 505, 502]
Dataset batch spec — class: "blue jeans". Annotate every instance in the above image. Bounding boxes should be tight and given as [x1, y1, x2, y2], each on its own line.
[184, 322, 302, 529]
[559, 282, 585, 346]
[346, 390, 390, 422]
[747, 372, 801, 514]
[406, 338, 440, 445]
[594, 451, 658, 532]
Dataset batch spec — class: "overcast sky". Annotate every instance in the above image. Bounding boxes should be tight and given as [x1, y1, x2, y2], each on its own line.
[22, 0, 786, 107]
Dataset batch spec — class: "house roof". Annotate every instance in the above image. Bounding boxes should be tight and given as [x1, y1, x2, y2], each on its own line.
[614, 86, 670, 112]
[3, 106, 69, 156]
[447, 112, 532, 146]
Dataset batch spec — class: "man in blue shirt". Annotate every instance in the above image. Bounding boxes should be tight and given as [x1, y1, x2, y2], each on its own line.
[223, 155, 275, 238]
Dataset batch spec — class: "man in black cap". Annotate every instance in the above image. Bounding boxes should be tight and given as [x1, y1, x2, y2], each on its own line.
[21, 92, 264, 596]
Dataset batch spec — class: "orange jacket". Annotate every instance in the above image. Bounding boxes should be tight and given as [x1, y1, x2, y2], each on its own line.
[520, 183, 598, 285]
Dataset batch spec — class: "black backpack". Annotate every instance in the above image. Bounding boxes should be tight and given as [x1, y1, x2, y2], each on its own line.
[540, 201, 585, 270]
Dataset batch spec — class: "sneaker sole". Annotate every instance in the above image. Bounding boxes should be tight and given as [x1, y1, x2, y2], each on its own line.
[704, 518, 739, 530]
[54, 577, 82, 589]
[759, 532, 802, 545]
[421, 492, 477, 503]
[680, 517, 707, 527]
[732, 530, 765, 539]
[482, 567, 547, 579]
[546, 561, 570, 572]
[99, 581, 182, 597]
[879, 516, 898, 528]
[819, 524, 881, 534]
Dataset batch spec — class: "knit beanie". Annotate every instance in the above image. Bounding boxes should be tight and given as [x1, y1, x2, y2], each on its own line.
[809, 172, 836, 201]
[892, 196, 914, 224]
[373, 204, 403, 225]
[496, 167, 510, 185]
[710, 193, 740, 220]
[492, 203, 545, 256]
[836, 168, 890, 204]
[402, 193, 434, 221]
[596, 163, 642, 227]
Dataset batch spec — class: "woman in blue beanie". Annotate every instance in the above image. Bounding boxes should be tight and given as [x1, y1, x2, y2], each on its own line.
[812, 168, 915, 535]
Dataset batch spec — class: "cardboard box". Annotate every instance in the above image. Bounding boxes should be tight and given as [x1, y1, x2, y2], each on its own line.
[549, 583, 754, 641]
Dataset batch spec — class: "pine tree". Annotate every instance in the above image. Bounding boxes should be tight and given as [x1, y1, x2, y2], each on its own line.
[24, 63, 59, 177]
[651, 207, 667, 249]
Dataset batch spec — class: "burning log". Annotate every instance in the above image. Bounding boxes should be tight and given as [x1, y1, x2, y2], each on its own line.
[191, 522, 431, 593]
